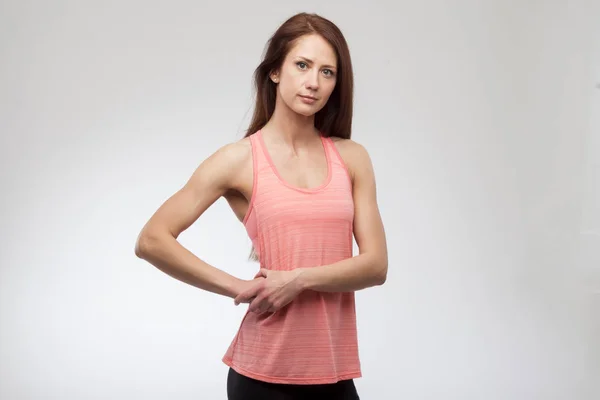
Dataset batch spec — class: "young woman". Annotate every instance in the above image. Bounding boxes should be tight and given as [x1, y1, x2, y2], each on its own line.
[135, 12, 388, 400]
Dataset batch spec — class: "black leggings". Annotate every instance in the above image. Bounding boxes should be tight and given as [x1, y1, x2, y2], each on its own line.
[227, 367, 360, 400]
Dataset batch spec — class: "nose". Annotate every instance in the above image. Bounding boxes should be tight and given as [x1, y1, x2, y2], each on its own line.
[305, 70, 319, 91]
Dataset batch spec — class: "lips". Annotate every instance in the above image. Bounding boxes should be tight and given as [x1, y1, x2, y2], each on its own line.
[299, 95, 318, 100]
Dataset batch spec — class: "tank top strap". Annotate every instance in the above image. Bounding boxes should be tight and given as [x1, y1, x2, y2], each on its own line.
[321, 136, 340, 165]
[322, 135, 336, 161]
[322, 136, 353, 187]
[248, 130, 272, 176]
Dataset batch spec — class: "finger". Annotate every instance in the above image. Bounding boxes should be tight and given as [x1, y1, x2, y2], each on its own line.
[260, 301, 273, 314]
[234, 285, 260, 305]
[249, 293, 269, 313]
[259, 297, 276, 313]
[234, 292, 254, 306]
[259, 268, 269, 277]
[234, 296, 256, 306]
[266, 304, 278, 313]
[248, 297, 263, 313]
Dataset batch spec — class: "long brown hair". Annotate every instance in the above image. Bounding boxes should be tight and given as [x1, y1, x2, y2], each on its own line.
[244, 12, 354, 139]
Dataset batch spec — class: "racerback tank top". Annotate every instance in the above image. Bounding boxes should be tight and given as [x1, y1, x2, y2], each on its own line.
[222, 129, 361, 385]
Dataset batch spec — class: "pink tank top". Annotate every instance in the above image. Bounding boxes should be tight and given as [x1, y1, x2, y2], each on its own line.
[222, 129, 361, 385]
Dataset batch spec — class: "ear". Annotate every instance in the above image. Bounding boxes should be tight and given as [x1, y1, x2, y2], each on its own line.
[269, 70, 280, 84]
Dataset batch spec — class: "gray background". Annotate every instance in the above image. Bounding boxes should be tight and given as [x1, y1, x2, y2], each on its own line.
[1, 0, 599, 399]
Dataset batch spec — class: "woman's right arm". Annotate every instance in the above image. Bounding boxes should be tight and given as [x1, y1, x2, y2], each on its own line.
[134, 140, 255, 299]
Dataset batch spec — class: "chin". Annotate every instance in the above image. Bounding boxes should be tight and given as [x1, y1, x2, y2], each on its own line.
[293, 108, 316, 117]
[292, 102, 323, 117]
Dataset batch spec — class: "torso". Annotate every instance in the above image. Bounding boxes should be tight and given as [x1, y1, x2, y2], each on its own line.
[221, 129, 361, 384]
[223, 135, 352, 222]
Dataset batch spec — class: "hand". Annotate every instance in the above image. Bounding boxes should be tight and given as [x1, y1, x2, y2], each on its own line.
[233, 276, 265, 304]
[234, 268, 304, 313]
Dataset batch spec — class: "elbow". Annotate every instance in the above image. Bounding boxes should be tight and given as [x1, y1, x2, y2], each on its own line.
[135, 230, 160, 259]
[363, 253, 387, 286]
[372, 260, 387, 286]
[134, 235, 149, 258]
[134, 241, 145, 258]
[376, 268, 387, 285]
[373, 259, 388, 286]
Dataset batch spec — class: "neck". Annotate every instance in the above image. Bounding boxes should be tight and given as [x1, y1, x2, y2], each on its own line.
[262, 96, 319, 146]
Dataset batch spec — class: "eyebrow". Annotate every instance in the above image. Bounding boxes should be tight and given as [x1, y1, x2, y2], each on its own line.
[297, 56, 337, 70]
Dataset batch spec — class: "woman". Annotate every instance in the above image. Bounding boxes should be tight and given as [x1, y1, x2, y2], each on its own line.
[135, 12, 388, 400]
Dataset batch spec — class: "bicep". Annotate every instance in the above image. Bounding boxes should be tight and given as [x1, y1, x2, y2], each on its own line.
[140, 144, 240, 239]
[350, 146, 387, 261]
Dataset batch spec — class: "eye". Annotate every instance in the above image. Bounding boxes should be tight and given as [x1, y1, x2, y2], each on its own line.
[296, 61, 308, 70]
[323, 69, 335, 77]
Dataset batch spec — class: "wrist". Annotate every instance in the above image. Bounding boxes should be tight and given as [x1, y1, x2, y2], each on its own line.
[226, 277, 246, 299]
[296, 267, 315, 291]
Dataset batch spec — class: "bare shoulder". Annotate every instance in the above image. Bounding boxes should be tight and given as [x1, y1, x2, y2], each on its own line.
[330, 137, 374, 181]
[220, 136, 253, 195]
[211, 136, 252, 169]
[184, 135, 252, 195]
[204, 136, 251, 176]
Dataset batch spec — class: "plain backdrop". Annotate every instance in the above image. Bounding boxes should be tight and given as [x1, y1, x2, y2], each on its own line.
[1, 1, 599, 399]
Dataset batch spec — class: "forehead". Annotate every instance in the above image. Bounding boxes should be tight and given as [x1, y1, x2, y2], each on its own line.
[287, 34, 337, 66]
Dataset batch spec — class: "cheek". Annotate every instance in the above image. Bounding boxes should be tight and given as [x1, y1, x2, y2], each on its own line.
[322, 81, 337, 100]
[288, 74, 304, 90]
[278, 79, 302, 106]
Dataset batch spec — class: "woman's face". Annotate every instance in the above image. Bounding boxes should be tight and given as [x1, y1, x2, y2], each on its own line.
[271, 34, 338, 117]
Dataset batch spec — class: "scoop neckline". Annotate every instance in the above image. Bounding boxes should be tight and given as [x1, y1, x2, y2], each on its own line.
[258, 129, 333, 194]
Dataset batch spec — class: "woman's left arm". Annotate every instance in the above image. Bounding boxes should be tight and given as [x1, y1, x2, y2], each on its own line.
[296, 141, 388, 292]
